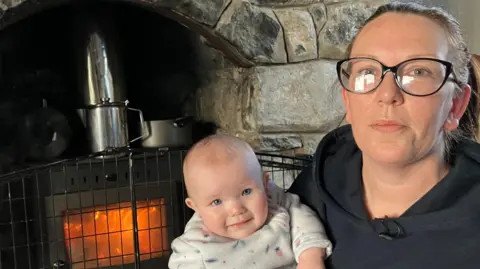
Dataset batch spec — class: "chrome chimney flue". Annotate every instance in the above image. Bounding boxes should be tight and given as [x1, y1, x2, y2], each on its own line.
[75, 10, 126, 105]
[74, 8, 148, 157]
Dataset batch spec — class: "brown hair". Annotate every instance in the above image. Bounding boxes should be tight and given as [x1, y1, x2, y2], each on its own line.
[346, 1, 475, 161]
[468, 54, 480, 140]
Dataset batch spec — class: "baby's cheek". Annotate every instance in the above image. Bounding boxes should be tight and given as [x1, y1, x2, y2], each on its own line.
[259, 198, 270, 220]
[203, 213, 222, 226]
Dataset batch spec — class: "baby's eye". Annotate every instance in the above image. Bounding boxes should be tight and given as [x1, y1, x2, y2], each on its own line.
[211, 199, 222, 206]
[242, 188, 252, 196]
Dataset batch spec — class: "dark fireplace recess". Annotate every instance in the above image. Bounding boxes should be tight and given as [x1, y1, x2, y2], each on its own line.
[0, 1, 201, 163]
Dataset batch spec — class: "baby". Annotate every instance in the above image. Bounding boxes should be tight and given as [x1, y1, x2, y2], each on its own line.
[168, 134, 331, 269]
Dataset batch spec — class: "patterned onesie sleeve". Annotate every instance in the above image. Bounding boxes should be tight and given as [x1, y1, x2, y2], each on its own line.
[168, 214, 208, 269]
[268, 180, 332, 263]
[168, 236, 205, 269]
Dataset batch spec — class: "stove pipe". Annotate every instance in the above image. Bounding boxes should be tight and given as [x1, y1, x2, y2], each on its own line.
[73, 8, 147, 157]
[74, 9, 126, 105]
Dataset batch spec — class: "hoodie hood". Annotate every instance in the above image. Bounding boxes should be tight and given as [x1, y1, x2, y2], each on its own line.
[311, 124, 480, 234]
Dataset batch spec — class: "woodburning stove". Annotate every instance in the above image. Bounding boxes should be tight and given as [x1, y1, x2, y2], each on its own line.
[0, 148, 190, 269]
[0, 147, 310, 269]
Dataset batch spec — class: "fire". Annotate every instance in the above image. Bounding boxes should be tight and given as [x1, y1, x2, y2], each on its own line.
[63, 199, 168, 269]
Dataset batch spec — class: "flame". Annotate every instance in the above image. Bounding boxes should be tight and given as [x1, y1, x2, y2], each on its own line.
[63, 199, 168, 269]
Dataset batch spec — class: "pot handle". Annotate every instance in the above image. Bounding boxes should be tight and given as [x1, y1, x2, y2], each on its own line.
[127, 106, 150, 143]
[173, 116, 194, 128]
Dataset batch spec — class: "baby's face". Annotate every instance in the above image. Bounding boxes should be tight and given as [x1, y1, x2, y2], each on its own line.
[186, 160, 268, 239]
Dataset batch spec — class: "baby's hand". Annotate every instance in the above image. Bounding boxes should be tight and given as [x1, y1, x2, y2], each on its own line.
[297, 248, 326, 269]
[297, 261, 325, 269]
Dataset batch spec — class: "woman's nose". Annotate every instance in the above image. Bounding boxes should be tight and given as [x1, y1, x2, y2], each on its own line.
[375, 72, 404, 105]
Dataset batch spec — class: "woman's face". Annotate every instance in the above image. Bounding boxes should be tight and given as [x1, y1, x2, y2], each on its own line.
[343, 12, 471, 165]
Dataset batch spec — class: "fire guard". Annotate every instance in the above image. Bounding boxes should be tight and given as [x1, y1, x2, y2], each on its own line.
[0, 148, 311, 269]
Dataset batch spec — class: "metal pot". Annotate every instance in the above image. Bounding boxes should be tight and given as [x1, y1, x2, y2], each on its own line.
[78, 100, 148, 157]
[24, 107, 71, 160]
[141, 116, 193, 148]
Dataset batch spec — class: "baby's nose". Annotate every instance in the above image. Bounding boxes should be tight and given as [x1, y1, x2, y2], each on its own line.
[228, 202, 246, 216]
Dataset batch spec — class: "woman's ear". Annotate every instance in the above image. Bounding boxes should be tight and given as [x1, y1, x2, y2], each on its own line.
[444, 84, 472, 131]
[342, 88, 352, 124]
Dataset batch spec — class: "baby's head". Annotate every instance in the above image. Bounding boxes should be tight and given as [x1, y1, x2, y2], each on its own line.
[183, 134, 269, 239]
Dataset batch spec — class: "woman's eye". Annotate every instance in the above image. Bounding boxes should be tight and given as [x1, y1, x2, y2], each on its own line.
[211, 199, 222, 206]
[351, 66, 376, 77]
[411, 68, 431, 76]
[359, 69, 375, 76]
[242, 188, 252, 196]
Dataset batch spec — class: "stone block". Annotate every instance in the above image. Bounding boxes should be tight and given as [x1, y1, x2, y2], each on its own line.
[174, 0, 232, 26]
[215, 0, 287, 63]
[221, 131, 329, 154]
[242, 60, 345, 132]
[274, 8, 318, 62]
[232, 132, 303, 151]
[317, 0, 387, 59]
[0, 0, 19, 9]
[196, 58, 345, 138]
[195, 66, 247, 132]
[251, 0, 322, 6]
[257, 133, 303, 151]
[322, 0, 350, 3]
[308, 3, 327, 35]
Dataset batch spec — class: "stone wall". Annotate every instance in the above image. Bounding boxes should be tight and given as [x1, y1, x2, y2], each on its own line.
[190, 0, 386, 154]
[193, 45, 344, 154]
[0, 0, 386, 187]
[0, 0, 385, 154]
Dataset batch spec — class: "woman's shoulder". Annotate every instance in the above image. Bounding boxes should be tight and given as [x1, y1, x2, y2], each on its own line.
[287, 125, 359, 218]
[456, 138, 480, 164]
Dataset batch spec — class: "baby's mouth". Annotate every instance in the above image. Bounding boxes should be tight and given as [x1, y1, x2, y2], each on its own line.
[228, 216, 252, 228]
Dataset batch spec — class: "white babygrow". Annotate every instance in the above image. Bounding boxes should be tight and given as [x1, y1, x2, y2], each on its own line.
[168, 180, 332, 269]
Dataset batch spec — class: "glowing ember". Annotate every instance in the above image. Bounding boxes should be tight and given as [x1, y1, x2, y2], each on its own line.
[63, 199, 168, 269]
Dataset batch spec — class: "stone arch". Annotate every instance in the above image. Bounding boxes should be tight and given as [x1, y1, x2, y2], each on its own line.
[0, 0, 387, 67]
[0, 0, 277, 67]
[0, 0, 337, 67]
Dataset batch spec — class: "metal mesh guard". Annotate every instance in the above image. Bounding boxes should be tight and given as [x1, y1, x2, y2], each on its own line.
[0, 148, 312, 269]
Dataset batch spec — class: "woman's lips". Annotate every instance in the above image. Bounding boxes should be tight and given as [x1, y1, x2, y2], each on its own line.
[371, 120, 406, 133]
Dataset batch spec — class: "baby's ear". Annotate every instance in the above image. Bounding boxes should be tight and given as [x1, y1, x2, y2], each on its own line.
[185, 197, 196, 211]
[263, 172, 270, 189]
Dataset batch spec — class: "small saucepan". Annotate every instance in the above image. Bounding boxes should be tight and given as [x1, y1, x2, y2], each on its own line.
[140, 116, 194, 148]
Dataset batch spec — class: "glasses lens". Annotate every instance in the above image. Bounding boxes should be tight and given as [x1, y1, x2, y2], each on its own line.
[397, 59, 448, 95]
[339, 59, 382, 93]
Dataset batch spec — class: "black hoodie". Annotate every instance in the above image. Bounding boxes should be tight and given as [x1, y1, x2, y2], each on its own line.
[288, 125, 480, 269]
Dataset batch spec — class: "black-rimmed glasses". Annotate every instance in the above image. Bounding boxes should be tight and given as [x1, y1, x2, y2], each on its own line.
[336, 57, 462, 97]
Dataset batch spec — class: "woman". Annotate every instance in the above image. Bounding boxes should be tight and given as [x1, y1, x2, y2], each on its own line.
[288, 2, 480, 268]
